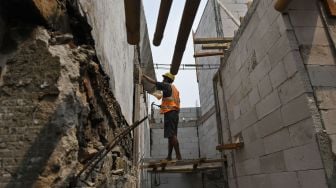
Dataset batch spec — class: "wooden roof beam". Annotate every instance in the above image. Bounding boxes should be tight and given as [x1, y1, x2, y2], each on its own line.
[274, 0, 292, 12]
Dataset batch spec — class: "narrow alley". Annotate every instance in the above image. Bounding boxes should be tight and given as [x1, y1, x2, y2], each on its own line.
[0, 0, 335, 188]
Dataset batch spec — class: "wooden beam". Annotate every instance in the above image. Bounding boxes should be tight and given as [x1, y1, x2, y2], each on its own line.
[202, 43, 230, 50]
[193, 37, 233, 44]
[194, 51, 224, 58]
[324, 0, 336, 16]
[216, 142, 244, 151]
[274, 0, 292, 12]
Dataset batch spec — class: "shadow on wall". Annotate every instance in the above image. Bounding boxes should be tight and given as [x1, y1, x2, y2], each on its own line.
[287, 0, 336, 186]
[5, 95, 81, 188]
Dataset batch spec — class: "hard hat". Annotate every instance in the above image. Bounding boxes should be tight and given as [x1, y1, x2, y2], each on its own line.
[162, 72, 175, 81]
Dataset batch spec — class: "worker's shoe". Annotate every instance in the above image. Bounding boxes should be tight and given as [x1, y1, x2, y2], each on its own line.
[166, 156, 172, 161]
[176, 155, 182, 160]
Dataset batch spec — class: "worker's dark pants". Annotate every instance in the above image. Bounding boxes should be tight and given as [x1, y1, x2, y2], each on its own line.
[164, 110, 181, 160]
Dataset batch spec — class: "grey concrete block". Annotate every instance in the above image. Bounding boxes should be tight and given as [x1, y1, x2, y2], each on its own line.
[258, 74, 273, 98]
[236, 139, 265, 161]
[256, 91, 281, 119]
[278, 72, 306, 105]
[281, 94, 311, 126]
[329, 134, 336, 155]
[288, 10, 323, 27]
[294, 27, 329, 46]
[283, 51, 300, 78]
[237, 176, 252, 188]
[315, 88, 336, 110]
[284, 142, 323, 171]
[321, 110, 336, 134]
[242, 125, 258, 143]
[307, 65, 336, 87]
[268, 34, 294, 67]
[231, 108, 258, 136]
[250, 174, 271, 188]
[269, 61, 287, 89]
[300, 45, 336, 65]
[256, 109, 284, 138]
[269, 172, 300, 188]
[288, 118, 314, 147]
[264, 128, 292, 154]
[250, 55, 272, 87]
[298, 169, 328, 188]
[260, 151, 286, 173]
[249, 87, 260, 107]
[289, 0, 318, 10]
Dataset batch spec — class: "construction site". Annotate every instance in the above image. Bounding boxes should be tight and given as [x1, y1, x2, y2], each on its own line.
[0, 0, 336, 187]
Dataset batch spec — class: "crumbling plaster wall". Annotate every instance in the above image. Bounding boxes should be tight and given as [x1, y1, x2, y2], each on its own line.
[213, 0, 334, 187]
[77, 0, 133, 124]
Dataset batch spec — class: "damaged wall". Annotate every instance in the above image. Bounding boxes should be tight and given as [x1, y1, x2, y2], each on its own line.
[0, 0, 154, 187]
[210, 0, 334, 187]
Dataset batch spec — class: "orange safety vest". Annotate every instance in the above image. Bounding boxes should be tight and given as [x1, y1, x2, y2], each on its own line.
[160, 84, 180, 114]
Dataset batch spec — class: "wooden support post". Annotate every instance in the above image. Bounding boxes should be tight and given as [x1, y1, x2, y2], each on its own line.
[216, 142, 244, 151]
[202, 43, 230, 50]
[194, 51, 224, 58]
[324, 0, 336, 16]
[274, 0, 292, 12]
[194, 37, 233, 44]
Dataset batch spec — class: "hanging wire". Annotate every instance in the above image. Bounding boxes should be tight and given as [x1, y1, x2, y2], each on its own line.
[152, 63, 220, 70]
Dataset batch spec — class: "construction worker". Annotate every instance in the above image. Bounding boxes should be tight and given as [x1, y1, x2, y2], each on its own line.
[142, 72, 182, 160]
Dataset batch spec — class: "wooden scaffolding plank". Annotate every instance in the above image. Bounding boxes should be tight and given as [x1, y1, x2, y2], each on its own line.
[201, 43, 230, 50]
[193, 37, 233, 44]
[194, 51, 224, 58]
[216, 142, 244, 151]
[141, 158, 226, 172]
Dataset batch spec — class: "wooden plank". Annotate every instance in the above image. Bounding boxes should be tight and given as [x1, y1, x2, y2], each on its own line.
[194, 51, 224, 58]
[325, 0, 336, 16]
[194, 37, 233, 44]
[202, 43, 230, 50]
[141, 158, 226, 169]
[216, 143, 244, 151]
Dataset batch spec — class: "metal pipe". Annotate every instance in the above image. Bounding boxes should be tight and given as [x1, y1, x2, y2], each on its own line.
[124, 0, 140, 45]
[153, 0, 173, 46]
[274, 0, 293, 12]
[170, 0, 201, 75]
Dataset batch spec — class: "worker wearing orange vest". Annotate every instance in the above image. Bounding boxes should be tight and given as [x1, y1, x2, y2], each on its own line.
[142, 72, 182, 160]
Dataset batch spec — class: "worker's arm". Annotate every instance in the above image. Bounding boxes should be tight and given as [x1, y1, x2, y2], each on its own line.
[142, 74, 156, 84]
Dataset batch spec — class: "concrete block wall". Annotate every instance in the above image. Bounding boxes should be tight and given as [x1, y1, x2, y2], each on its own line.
[210, 0, 334, 187]
[218, 0, 249, 37]
[195, 0, 248, 160]
[150, 108, 200, 159]
[287, 0, 336, 185]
